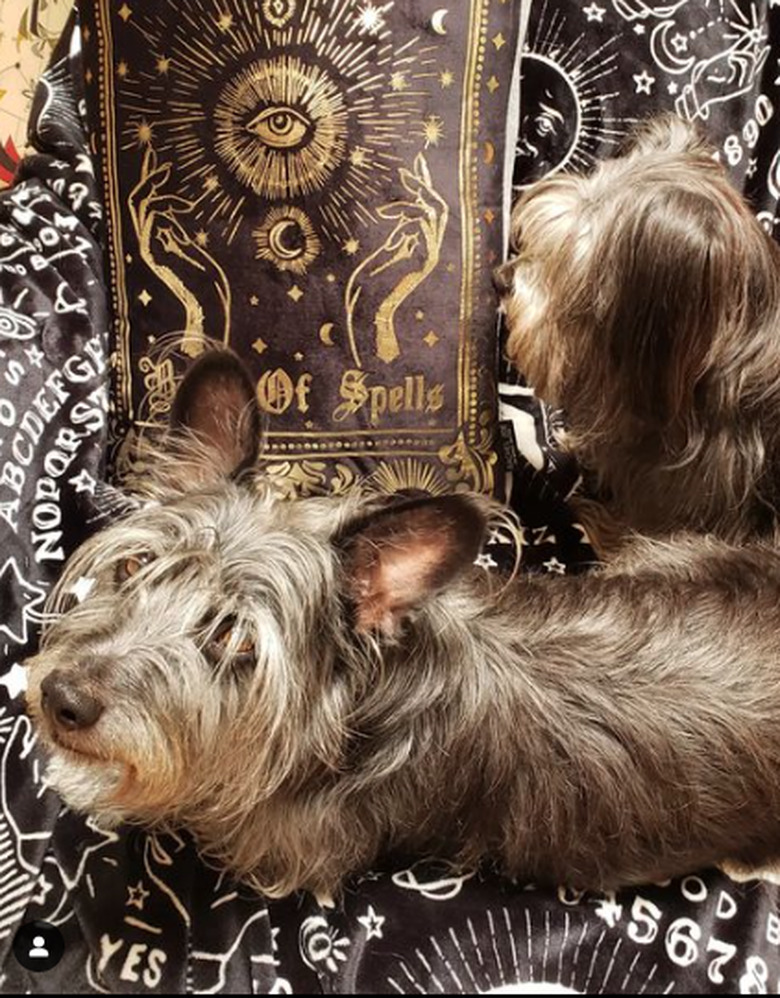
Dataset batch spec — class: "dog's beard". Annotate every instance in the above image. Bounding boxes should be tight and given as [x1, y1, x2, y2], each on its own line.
[44, 747, 127, 824]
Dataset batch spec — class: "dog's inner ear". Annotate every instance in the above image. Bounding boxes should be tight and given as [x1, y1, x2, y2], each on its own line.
[169, 351, 260, 480]
[342, 495, 487, 637]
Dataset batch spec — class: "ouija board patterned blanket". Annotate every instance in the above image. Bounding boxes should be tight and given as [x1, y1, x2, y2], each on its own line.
[4, 3, 780, 994]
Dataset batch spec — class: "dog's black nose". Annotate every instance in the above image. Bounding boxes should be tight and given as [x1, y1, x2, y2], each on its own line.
[41, 670, 104, 731]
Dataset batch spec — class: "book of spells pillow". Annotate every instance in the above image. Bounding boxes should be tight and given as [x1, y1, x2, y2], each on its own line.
[76, 0, 523, 497]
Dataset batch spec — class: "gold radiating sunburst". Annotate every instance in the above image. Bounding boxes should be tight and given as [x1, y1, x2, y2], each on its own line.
[214, 55, 348, 199]
[367, 458, 449, 497]
[253, 205, 321, 274]
[122, 0, 439, 244]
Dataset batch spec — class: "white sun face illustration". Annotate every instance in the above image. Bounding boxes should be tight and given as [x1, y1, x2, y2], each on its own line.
[122, 0, 439, 245]
[514, 2, 624, 192]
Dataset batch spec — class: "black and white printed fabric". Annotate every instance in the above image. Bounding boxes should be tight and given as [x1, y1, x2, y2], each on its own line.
[3, 6, 780, 995]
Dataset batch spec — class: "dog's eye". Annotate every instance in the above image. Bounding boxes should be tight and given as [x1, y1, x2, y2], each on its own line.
[115, 553, 153, 584]
[206, 618, 255, 666]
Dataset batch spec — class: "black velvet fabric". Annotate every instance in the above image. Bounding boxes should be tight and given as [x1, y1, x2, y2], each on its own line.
[76, 0, 525, 500]
[3, 3, 780, 993]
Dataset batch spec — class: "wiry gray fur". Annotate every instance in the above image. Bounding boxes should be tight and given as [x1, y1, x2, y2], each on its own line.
[499, 114, 780, 550]
[26, 352, 780, 897]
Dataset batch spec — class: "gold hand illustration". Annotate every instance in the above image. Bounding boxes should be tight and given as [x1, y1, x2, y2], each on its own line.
[345, 153, 448, 367]
[128, 147, 232, 357]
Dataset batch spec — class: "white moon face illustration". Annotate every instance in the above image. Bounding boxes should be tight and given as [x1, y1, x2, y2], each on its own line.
[431, 8, 448, 35]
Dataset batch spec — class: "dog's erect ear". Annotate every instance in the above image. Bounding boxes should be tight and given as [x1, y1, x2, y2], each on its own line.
[341, 495, 488, 637]
[170, 350, 260, 478]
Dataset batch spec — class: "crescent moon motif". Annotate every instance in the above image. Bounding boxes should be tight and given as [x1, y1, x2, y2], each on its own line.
[254, 206, 321, 274]
[483, 140, 495, 165]
[319, 322, 336, 346]
[431, 8, 448, 35]
[269, 219, 303, 260]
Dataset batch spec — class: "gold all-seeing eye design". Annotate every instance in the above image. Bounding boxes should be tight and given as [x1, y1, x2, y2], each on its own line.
[246, 106, 310, 149]
[214, 55, 348, 199]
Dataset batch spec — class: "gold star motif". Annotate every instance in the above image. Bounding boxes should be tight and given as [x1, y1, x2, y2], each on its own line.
[423, 330, 439, 348]
[294, 351, 304, 361]
[349, 147, 368, 167]
[326, 273, 337, 283]
[487, 76, 500, 94]
[217, 11, 233, 31]
[195, 229, 209, 247]
[357, 3, 385, 34]
[118, 3, 132, 21]
[415, 309, 425, 320]
[85, 68, 93, 84]
[117, 60, 129, 78]
[446, 262, 455, 273]
[204, 174, 219, 191]
[253, 337, 268, 355]
[439, 69, 454, 88]
[422, 114, 444, 148]
[304, 420, 314, 429]
[156, 56, 171, 74]
[484, 208, 495, 225]
[344, 238, 360, 255]
[288, 284, 304, 302]
[250, 294, 259, 306]
[138, 289, 152, 306]
[390, 71, 409, 92]
[492, 32, 506, 50]
[136, 121, 152, 145]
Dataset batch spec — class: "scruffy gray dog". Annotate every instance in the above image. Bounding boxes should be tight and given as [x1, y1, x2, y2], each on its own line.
[498, 114, 780, 553]
[26, 352, 780, 898]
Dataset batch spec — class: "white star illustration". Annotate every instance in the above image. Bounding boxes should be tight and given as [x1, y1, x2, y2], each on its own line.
[358, 905, 386, 940]
[0, 661, 28, 699]
[126, 880, 150, 910]
[474, 552, 498, 570]
[0, 558, 46, 644]
[583, 2, 605, 21]
[543, 557, 566, 575]
[69, 469, 97, 495]
[633, 23, 646, 35]
[594, 893, 623, 928]
[24, 344, 45, 367]
[633, 71, 655, 95]
[31, 871, 54, 907]
[667, 81, 679, 95]
[671, 32, 688, 53]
